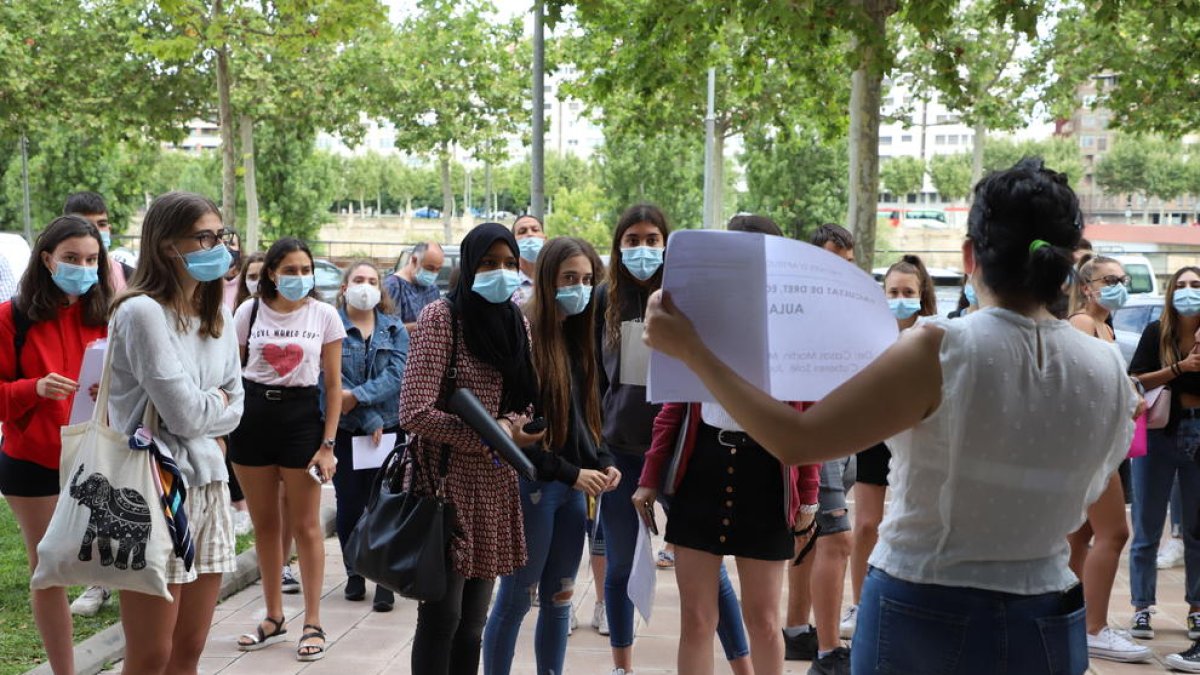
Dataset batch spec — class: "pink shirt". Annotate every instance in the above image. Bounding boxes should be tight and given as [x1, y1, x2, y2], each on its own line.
[108, 258, 127, 292]
[234, 298, 345, 388]
[222, 277, 239, 311]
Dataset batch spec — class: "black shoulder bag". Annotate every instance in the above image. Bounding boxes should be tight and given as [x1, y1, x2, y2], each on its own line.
[346, 303, 458, 602]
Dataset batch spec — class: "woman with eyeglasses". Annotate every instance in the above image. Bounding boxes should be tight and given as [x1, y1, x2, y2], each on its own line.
[107, 193, 245, 674]
[1063, 256, 1151, 663]
[1128, 266, 1200, 672]
[230, 237, 344, 662]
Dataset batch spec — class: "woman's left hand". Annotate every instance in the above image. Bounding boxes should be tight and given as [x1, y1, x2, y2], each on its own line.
[602, 466, 622, 491]
[309, 448, 337, 483]
[372, 428, 384, 446]
[643, 291, 703, 363]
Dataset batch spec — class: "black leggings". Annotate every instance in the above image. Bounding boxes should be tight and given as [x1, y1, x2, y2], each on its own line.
[331, 427, 397, 575]
[411, 571, 495, 675]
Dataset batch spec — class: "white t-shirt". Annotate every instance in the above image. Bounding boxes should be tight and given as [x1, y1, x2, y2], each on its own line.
[235, 298, 346, 388]
[871, 308, 1136, 595]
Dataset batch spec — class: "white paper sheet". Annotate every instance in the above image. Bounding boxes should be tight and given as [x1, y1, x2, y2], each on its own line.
[69, 339, 108, 425]
[618, 320, 652, 386]
[351, 433, 397, 470]
[627, 519, 657, 624]
[648, 230, 898, 403]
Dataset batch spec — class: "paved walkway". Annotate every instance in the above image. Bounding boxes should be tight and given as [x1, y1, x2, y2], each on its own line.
[103, 492, 1194, 674]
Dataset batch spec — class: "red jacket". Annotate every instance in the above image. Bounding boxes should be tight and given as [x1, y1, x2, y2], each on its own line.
[639, 402, 820, 529]
[0, 301, 107, 470]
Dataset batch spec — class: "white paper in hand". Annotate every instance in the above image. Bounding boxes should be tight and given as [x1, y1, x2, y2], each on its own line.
[351, 433, 396, 470]
[68, 339, 108, 426]
[628, 519, 657, 624]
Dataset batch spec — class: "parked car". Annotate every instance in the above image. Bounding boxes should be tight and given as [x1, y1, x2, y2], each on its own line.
[1110, 254, 1159, 296]
[413, 206, 441, 219]
[1112, 295, 1164, 365]
[313, 259, 343, 304]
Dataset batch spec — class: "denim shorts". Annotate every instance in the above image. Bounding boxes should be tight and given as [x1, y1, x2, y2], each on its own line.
[853, 567, 1087, 675]
[816, 455, 856, 535]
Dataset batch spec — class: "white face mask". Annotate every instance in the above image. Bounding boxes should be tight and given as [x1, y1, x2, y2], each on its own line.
[246, 278, 260, 296]
[345, 283, 381, 311]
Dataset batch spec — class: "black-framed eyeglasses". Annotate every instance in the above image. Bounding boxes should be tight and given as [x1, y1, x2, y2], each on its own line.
[1091, 275, 1131, 287]
[185, 229, 236, 251]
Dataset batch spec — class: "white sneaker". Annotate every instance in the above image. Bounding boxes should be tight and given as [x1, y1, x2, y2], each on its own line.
[1088, 626, 1154, 663]
[839, 604, 858, 639]
[281, 565, 301, 594]
[610, 670, 632, 675]
[70, 585, 112, 616]
[1159, 538, 1186, 569]
[232, 509, 253, 536]
[593, 601, 610, 635]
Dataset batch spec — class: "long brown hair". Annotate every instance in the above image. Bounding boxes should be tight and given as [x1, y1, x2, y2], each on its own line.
[1068, 254, 1121, 316]
[336, 260, 396, 314]
[884, 254, 938, 317]
[114, 192, 226, 338]
[235, 251, 266, 308]
[15, 215, 112, 326]
[527, 238, 604, 450]
[604, 203, 670, 347]
[1159, 266, 1200, 368]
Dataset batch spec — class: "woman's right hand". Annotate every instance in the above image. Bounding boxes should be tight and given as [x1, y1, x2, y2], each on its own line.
[1180, 351, 1200, 374]
[36, 373, 79, 400]
[507, 415, 546, 448]
[631, 486, 658, 528]
[574, 469, 608, 496]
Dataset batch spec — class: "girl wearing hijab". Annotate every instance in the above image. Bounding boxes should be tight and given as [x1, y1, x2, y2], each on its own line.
[400, 222, 545, 675]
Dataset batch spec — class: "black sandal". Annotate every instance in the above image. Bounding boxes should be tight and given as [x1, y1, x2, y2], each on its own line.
[237, 615, 287, 651]
[297, 624, 326, 662]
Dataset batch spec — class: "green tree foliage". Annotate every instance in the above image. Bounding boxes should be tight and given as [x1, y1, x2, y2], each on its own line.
[928, 152, 973, 203]
[545, 184, 611, 248]
[1094, 135, 1151, 207]
[879, 156, 926, 200]
[253, 123, 340, 243]
[740, 126, 849, 240]
[595, 124, 707, 230]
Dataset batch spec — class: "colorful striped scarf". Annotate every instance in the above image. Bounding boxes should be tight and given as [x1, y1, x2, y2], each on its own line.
[130, 426, 194, 571]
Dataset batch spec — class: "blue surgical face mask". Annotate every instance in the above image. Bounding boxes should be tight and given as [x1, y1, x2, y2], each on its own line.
[472, 269, 521, 304]
[180, 243, 233, 283]
[99, 231, 112, 249]
[1097, 283, 1129, 311]
[1175, 289, 1200, 317]
[50, 261, 99, 297]
[964, 283, 978, 306]
[622, 246, 664, 281]
[276, 274, 315, 301]
[415, 268, 439, 288]
[518, 237, 544, 263]
[888, 298, 922, 320]
[556, 284, 592, 316]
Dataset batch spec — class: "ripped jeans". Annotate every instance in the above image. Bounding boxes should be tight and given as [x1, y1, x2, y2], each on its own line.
[483, 479, 586, 675]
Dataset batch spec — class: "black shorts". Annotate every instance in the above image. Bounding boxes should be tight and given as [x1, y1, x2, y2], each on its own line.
[856, 442, 891, 487]
[229, 382, 323, 469]
[0, 451, 59, 497]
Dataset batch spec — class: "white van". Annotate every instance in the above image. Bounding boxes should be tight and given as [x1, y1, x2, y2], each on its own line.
[1111, 255, 1159, 296]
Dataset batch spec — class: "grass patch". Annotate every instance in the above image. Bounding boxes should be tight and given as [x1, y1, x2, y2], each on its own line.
[0, 501, 121, 675]
[0, 504, 259, 674]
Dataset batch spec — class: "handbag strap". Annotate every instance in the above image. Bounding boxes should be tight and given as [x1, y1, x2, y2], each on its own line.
[432, 302, 459, 496]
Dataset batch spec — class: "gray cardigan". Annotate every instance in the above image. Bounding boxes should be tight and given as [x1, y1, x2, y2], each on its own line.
[107, 295, 244, 487]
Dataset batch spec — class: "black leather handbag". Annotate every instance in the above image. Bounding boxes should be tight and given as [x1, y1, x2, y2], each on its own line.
[346, 304, 462, 602]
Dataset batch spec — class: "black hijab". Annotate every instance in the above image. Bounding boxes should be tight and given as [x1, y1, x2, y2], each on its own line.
[448, 223, 539, 416]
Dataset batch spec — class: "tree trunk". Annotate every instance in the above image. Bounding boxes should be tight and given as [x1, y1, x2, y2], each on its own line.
[971, 120, 986, 198]
[216, 43, 237, 230]
[845, 0, 895, 272]
[440, 150, 454, 243]
[239, 115, 260, 251]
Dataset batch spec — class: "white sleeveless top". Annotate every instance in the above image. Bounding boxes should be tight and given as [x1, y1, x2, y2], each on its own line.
[870, 308, 1136, 595]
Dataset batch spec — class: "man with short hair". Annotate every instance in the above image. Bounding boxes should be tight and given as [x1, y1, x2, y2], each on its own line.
[511, 214, 547, 305]
[63, 191, 130, 291]
[384, 241, 445, 332]
[811, 223, 856, 263]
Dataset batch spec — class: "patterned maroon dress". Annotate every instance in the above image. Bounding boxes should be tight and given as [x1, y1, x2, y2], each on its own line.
[398, 299, 527, 579]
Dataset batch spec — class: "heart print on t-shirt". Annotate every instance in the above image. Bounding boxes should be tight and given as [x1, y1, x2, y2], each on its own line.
[262, 343, 304, 377]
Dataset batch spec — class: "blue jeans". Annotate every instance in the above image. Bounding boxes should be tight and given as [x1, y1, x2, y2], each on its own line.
[602, 452, 749, 659]
[482, 480, 586, 675]
[1130, 419, 1200, 607]
[854, 568, 1087, 675]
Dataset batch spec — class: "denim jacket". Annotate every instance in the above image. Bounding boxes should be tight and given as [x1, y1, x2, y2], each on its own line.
[323, 307, 408, 434]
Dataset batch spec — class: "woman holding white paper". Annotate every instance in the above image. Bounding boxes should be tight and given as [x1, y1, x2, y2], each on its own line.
[643, 158, 1139, 674]
[325, 261, 408, 611]
[0, 215, 112, 675]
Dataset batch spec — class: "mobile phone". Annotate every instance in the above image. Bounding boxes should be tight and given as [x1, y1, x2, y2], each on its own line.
[523, 417, 547, 435]
[308, 465, 325, 484]
[642, 502, 659, 536]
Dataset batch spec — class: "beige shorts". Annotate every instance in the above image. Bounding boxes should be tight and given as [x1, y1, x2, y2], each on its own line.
[166, 482, 237, 585]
